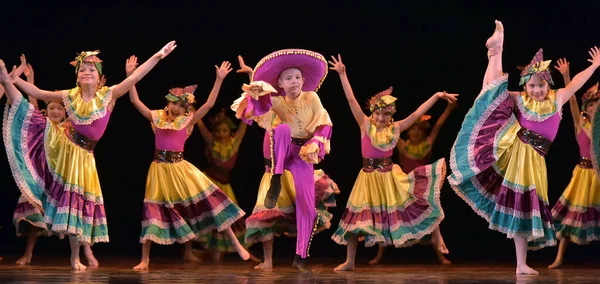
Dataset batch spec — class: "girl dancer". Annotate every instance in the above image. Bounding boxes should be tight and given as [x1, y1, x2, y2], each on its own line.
[328, 54, 456, 271]
[447, 20, 600, 275]
[125, 56, 250, 270]
[548, 58, 600, 268]
[195, 109, 249, 262]
[370, 102, 456, 265]
[1, 41, 177, 270]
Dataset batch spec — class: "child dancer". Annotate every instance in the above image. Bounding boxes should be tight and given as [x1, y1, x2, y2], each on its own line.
[328, 54, 456, 271]
[195, 109, 249, 262]
[548, 58, 600, 268]
[447, 20, 600, 275]
[370, 102, 456, 265]
[125, 56, 250, 270]
[245, 124, 339, 270]
[1, 41, 176, 270]
[231, 49, 332, 273]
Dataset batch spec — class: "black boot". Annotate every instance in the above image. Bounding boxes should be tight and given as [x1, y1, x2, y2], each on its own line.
[264, 174, 281, 209]
[292, 254, 311, 273]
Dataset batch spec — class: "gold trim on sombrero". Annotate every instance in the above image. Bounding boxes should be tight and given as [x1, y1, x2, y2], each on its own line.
[251, 49, 328, 92]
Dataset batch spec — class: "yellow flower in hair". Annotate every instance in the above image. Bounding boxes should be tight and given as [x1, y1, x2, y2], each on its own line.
[380, 95, 397, 105]
[532, 60, 551, 73]
[187, 94, 195, 104]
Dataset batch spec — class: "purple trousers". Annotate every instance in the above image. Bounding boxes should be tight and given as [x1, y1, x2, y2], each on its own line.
[270, 124, 317, 258]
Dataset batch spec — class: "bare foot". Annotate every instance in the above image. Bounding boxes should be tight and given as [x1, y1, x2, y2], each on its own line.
[237, 248, 251, 261]
[133, 260, 149, 270]
[183, 252, 201, 262]
[368, 256, 382, 265]
[516, 264, 539, 275]
[83, 246, 99, 268]
[16, 254, 32, 265]
[254, 262, 273, 270]
[248, 254, 262, 263]
[71, 258, 87, 271]
[333, 261, 354, 271]
[436, 242, 450, 255]
[548, 259, 562, 269]
[485, 20, 504, 48]
[0, 60, 9, 83]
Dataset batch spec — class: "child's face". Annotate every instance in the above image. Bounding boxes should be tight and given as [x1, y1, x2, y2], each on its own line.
[278, 68, 304, 98]
[47, 102, 66, 123]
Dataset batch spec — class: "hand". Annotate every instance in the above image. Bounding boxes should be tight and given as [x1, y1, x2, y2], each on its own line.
[328, 54, 346, 74]
[446, 100, 458, 111]
[125, 55, 138, 76]
[587, 46, 600, 67]
[24, 63, 34, 80]
[553, 58, 569, 76]
[14, 54, 28, 77]
[155, 41, 177, 59]
[215, 61, 233, 80]
[436, 91, 459, 103]
[99, 75, 106, 87]
[236, 55, 253, 74]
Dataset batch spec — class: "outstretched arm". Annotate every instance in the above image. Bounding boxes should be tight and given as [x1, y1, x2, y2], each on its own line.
[111, 41, 177, 100]
[557, 47, 600, 106]
[328, 54, 368, 127]
[10, 54, 63, 102]
[232, 122, 248, 152]
[23, 63, 39, 110]
[236, 55, 253, 82]
[396, 92, 458, 132]
[125, 56, 152, 120]
[191, 61, 233, 124]
[554, 58, 579, 131]
[195, 119, 213, 145]
[428, 101, 456, 146]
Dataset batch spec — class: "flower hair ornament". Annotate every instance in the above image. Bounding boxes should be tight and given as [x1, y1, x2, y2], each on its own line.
[582, 82, 600, 112]
[368, 86, 397, 114]
[413, 115, 432, 129]
[519, 48, 554, 86]
[209, 108, 238, 130]
[165, 84, 197, 115]
[70, 50, 103, 75]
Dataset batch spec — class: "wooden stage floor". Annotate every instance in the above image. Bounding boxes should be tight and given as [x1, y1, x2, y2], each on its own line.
[0, 256, 597, 283]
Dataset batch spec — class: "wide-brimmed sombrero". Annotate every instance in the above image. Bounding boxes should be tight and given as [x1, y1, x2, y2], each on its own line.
[252, 49, 328, 96]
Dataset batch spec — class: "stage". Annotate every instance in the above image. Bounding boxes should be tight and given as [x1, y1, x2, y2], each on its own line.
[0, 256, 597, 283]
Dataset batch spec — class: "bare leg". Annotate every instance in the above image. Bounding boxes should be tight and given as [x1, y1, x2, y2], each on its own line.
[334, 234, 358, 271]
[368, 244, 385, 265]
[0, 60, 22, 104]
[223, 227, 250, 260]
[482, 20, 504, 87]
[548, 238, 568, 269]
[69, 236, 86, 270]
[83, 244, 99, 268]
[16, 233, 38, 265]
[255, 239, 274, 269]
[514, 236, 538, 275]
[133, 241, 152, 270]
[183, 241, 201, 262]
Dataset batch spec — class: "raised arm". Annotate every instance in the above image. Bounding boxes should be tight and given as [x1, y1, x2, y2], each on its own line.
[23, 63, 39, 110]
[125, 56, 152, 120]
[111, 41, 177, 100]
[396, 92, 458, 132]
[232, 122, 248, 151]
[10, 54, 63, 102]
[190, 61, 233, 125]
[195, 119, 213, 145]
[428, 101, 456, 146]
[328, 54, 368, 127]
[236, 55, 253, 82]
[557, 47, 600, 106]
[554, 58, 579, 130]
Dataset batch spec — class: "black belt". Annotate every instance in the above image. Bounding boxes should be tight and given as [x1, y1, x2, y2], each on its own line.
[154, 149, 184, 163]
[362, 157, 394, 171]
[66, 125, 98, 151]
[291, 137, 310, 146]
[580, 157, 593, 169]
[517, 128, 551, 157]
